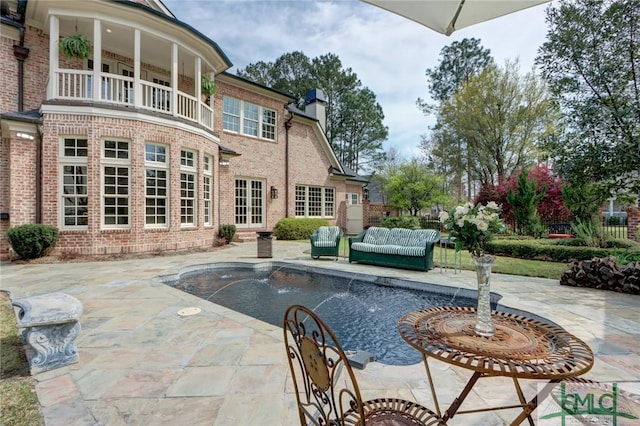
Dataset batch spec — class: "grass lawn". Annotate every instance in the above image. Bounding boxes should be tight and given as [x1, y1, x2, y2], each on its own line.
[336, 238, 568, 280]
[0, 291, 44, 426]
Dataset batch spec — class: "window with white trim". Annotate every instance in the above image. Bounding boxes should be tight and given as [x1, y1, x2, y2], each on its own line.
[223, 96, 276, 141]
[102, 139, 130, 227]
[60, 137, 88, 228]
[295, 185, 335, 218]
[180, 149, 197, 226]
[203, 155, 213, 226]
[235, 178, 264, 228]
[346, 193, 359, 205]
[145, 143, 168, 227]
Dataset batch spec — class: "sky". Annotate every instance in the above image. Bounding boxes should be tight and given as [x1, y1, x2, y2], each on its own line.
[162, 0, 552, 160]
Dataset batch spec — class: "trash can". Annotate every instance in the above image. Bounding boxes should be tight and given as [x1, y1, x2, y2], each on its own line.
[256, 231, 273, 258]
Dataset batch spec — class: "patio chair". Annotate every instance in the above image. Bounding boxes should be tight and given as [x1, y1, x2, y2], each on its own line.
[283, 305, 445, 426]
[310, 226, 343, 259]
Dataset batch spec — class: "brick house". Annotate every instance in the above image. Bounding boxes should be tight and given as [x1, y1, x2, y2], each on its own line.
[0, 0, 364, 260]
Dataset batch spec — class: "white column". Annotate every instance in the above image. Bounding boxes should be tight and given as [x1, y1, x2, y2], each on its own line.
[48, 16, 59, 99]
[92, 19, 101, 101]
[195, 57, 202, 100]
[171, 43, 178, 117]
[134, 29, 141, 108]
[195, 56, 202, 122]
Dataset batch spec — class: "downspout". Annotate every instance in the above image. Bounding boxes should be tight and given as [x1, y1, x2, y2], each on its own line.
[284, 112, 294, 217]
[13, 26, 29, 112]
[13, 25, 41, 223]
[36, 125, 42, 223]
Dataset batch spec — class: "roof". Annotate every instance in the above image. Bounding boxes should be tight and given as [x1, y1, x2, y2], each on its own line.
[111, 0, 233, 70]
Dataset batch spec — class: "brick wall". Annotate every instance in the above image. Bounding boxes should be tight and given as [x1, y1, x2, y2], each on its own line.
[34, 113, 222, 257]
[627, 206, 639, 242]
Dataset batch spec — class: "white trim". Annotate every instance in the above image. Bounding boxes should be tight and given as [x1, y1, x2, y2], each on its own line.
[40, 104, 221, 143]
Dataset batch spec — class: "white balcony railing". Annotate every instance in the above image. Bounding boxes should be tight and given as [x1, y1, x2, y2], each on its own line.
[53, 69, 213, 129]
[141, 81, 172, 113]
[57, 69, 92, 100]
[200, 102, 213, 129]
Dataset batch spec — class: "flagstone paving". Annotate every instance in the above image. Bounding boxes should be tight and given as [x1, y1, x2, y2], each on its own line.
[1, 241, 639, 425]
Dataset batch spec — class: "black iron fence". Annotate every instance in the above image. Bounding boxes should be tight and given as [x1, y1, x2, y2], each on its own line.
[419, 215, 629, 240]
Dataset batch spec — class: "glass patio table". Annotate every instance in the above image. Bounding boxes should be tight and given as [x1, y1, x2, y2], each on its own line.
[398, 306, 594, 426]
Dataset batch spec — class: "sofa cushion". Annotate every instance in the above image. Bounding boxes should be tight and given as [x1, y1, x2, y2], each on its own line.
[363, 227, 390, 245]
[407, 229, 440, 247]
[373, 245, 402, 255]
[387, 228, 413, 246]
[351, 242, 378, 253]
[396, 246, 426, 257]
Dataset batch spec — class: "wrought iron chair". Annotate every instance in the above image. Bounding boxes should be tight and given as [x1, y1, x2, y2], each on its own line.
[310, 226, 343, 259]
[283, 305, 445, 425]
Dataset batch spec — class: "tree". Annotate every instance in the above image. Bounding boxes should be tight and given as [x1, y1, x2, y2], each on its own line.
[438, 60, 559, 187]
[236, 51, 313, 100]
[537, 0, 640, 198]
[385, 159, 447, 216]
[237, 52, 388, 173]
[418, 38, 493, 110]
[506, 169, 546, 236]
[418, 38, 493, 199]
[475, 164, 571, 226]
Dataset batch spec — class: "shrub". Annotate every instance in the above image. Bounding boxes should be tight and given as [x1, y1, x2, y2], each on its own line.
[7, 224, 59, 260]
[218, 224, 236, 244]
[381, 215, 420, 229]
[274, 218, 329, 240]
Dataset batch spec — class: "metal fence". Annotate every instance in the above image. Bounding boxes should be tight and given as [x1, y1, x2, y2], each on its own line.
[419, 215, 629, 240]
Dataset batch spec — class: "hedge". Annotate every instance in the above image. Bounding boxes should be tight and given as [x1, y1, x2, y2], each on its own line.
[486, 240, 640, 263]
[273, 218, 330, 240]
[7, 224, 59, 259]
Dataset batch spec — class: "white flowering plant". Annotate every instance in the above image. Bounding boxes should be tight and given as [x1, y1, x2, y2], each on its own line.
[438, 201, 504, 257]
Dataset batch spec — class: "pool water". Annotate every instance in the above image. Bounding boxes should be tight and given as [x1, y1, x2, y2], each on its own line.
[165, 263, 483, 365]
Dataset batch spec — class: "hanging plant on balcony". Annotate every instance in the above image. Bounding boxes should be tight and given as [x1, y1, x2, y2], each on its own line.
[201, 76, 218, 97]
[59, 33, 91, 59]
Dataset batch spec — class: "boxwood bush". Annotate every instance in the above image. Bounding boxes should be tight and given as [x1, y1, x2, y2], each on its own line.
[218, 224, 236, 244]
[7, 224, 59, 260]
[274, 218, 330, 240]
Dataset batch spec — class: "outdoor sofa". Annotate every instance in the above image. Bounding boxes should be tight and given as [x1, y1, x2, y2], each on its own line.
[348, 226, 441, 271]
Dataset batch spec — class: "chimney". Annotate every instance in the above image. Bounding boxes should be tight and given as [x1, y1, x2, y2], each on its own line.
[304, 89, 327, 133]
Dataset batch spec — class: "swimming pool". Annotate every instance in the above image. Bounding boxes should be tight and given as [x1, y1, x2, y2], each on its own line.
[160, 262, 500, 365]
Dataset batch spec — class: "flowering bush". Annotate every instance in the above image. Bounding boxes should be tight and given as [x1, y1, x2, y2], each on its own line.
[439, 202, 504, 257]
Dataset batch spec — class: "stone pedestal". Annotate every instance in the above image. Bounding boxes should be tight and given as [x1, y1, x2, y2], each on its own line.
[12, 292, 82, 374]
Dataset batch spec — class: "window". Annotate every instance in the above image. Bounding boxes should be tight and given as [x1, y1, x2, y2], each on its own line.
[203, 155, 213, 226]
[181, 149, 197, 226]
[243, 103, 259, 136]
[346, 193, 359, 205]
[145, 143, 168, 227]
[295, 185, 335, 218]
[223, 96, 276, 141]
[102, 139, 130, 227]
[235, 178, 264, 228]
[262, 109, 276, 140]
[223, 97, 240, 132]
[60, 137, 88, 228]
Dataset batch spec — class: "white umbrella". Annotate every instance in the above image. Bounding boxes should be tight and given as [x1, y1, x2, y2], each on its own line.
[361, 0, 550, 36]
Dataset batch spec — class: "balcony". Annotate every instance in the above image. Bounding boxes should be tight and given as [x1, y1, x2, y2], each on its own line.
[54, 69, 213, 127]
[41, 1, 231, 132]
